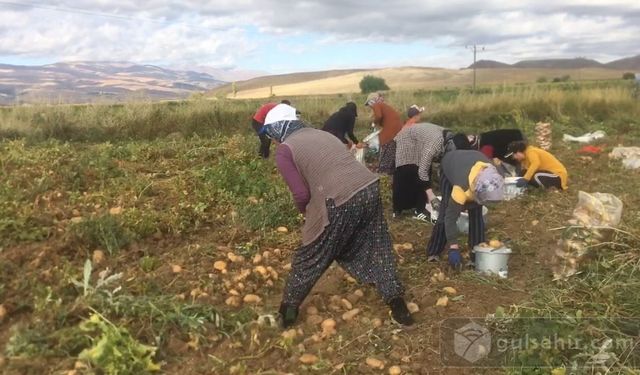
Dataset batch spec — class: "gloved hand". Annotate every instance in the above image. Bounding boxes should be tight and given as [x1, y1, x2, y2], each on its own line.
[448, 248, 462, 270]
[515, 177, 529, 188]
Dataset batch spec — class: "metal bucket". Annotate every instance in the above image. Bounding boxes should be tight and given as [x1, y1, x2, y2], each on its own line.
[472, 244, 512, 278]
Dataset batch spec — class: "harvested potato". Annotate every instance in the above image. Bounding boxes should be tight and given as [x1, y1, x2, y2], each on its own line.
[436, 296, 449, 307]
[171, 264, 182, 274]
[227, 252, 245, 264]
[267, 266, 279, 280]
[299, 354, 318, 365]
[402, 242, 413, 250]
[366, 357, 385, 370]
[283, 263, 292, 271]
[276, 226, 289, 233]
[442, 287, 457, 295]
[388, 365, 402, 375]
[341, 298, 353, 310]
[372, 318, 383, 328]
[225, 296, 241, 307]
[281, 329, 297, 341]
[407, 302, 419, 314]
[342, 308, 360, 321]
[92, 250, 105, 265]
[253, 266, 268, 277]
[109, 206, 123, 215]
[321, 318, 336, 333]
[252, 254, 263, 264]
[243, 294, 262, 304]
[489, 239, 502, 248]
[213, 261, 227, 272]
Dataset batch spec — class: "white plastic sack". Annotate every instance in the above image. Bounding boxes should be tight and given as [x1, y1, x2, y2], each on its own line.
[572, 191, 623, 227]
[363, 129, 381, 152]
[609, 146, 640, 170]
[562, 130, 606, 143]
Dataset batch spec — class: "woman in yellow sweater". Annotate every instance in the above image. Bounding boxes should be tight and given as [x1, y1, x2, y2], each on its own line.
[506, 141, 568, 190]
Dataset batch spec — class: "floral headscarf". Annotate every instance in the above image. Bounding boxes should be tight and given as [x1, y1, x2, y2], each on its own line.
[261, 120, 305, 143]
[474, 166, 505, 204]
[365, 92, 384, 107]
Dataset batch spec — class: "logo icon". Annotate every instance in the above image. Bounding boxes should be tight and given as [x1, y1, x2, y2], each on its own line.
[454, 322, 491, 363]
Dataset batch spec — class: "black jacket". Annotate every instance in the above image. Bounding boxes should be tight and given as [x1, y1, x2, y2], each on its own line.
[322, 102, 358, 144]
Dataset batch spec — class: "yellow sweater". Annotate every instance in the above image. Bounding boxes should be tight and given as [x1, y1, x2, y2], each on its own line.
[522, 146, 568, 190]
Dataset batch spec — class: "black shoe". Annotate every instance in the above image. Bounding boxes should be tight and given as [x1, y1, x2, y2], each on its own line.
[279, 303, 299, 328]
[413, 210, 431, 223]
[388, 297, 414, 327]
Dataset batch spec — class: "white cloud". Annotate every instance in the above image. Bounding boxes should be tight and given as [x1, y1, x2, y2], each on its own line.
[0, 0, 638, 70]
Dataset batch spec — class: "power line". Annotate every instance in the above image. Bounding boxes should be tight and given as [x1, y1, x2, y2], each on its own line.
[466, 44, 484, 92]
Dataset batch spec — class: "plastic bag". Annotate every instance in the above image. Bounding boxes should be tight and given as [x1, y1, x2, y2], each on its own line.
[351, 146, 365, 164]
[572, 191, 623, 227]
[363, 129, 381, 152]
[609, 147, 640, 169]
[562, 130, 606, 143]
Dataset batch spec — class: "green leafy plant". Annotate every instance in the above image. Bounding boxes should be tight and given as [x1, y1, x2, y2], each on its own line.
[72, 215, 130, 254]
[79, 313, 161, 374]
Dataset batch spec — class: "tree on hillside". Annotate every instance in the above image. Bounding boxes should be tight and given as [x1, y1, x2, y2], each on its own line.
[622, 72, 636, 80]
[359, 75, 390, 94]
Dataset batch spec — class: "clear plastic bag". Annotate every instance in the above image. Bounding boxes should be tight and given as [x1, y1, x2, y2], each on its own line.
[351, 146, 365, 164]
[363, 129, 381, 152]
[572, 191, 623, 227]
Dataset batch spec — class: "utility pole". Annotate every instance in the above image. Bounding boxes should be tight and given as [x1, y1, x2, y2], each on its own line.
[466, 44, 484, 92]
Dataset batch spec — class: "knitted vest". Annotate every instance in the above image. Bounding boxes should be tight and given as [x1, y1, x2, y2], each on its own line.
[284, 128, 378, 245]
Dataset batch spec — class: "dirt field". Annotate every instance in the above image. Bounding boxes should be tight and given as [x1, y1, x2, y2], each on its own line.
[0, 85, 639, 374]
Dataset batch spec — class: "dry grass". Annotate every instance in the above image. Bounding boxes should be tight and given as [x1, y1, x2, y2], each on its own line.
[220, 67, 630, 99]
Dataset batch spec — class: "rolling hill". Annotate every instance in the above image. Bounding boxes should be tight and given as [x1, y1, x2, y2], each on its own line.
[214, 55, 639, 99]
[469, 55, 640, 70]
[0, 61, 226, 105]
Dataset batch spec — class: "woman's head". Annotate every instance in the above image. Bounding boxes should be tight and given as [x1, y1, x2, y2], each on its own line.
[506, 140, 528, 161]
[364, 92, 384, 107]
[344, 101, 358, 117]
[407, 104, 424, 119]
[260, 104, 305, 143]
[452, 133, 472, 150]
[474, 166, 505, 204]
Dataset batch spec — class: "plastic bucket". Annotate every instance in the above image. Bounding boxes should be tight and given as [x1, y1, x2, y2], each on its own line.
[504, 177, 525, 200]
[472, 244, 512, 278]
[456, 206, 488, 234]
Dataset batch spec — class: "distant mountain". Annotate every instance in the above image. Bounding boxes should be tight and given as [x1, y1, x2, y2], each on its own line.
[512, 58, 602, 69]
[0, 61, 226, 105]
[468, 60, 512, 69]
[469, 55, 640, 70]
[605, 55, 640, 70]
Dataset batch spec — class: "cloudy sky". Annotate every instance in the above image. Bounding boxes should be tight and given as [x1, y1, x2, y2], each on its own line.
[1, 1, 639, 75]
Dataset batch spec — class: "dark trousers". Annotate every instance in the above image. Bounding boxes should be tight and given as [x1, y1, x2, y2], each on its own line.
[392, 165, 429, 213]
[527, 170, 562, 189]
[426, 173, 485, 257]
[251, 119, 271, 158]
